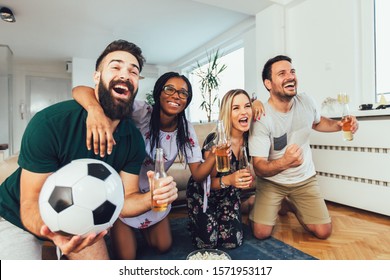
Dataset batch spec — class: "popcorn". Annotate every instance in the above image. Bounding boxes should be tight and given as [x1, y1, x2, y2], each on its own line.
[187, 250, 230, 260]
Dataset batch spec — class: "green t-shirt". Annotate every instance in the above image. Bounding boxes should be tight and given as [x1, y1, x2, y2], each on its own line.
[0, 100, 145, 231]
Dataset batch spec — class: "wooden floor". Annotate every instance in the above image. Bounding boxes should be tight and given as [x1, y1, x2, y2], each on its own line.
[170, 201, 390, 260]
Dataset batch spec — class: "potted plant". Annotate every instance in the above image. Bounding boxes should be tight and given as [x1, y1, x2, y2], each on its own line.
[193, 49, 227, 122]
[145, 90, 155, 105]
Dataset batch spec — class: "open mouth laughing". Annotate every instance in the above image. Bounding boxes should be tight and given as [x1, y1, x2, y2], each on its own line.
[283, 81, 296, 91]
[167, 101, 181, 108]
[110, 80, 134, 99]
[238, 116, 250, 127]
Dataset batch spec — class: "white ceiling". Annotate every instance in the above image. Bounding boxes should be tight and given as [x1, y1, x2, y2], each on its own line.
[0, 0, 277, 67]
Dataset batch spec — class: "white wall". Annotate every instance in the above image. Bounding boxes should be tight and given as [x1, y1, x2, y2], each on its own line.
[255, 4, 286, 102]
[286, 0, 363, 110]
[243, 28, 258, 98]
[0, 46, 12, 148]
[255, 0, 375, 111]
[72, 57, 95, 88]
[72, 0, 377, 120]
[0, 76, 9, 145]
[11, 62, 71, 154]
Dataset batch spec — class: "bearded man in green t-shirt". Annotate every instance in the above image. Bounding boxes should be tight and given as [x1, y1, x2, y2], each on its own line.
[0, 40, 176, 260]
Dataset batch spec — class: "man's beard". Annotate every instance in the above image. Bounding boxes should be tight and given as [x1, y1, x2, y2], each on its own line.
[98, 79, 137, 120]
[275, 90, 296, 102]
[274, 81, 297, 102]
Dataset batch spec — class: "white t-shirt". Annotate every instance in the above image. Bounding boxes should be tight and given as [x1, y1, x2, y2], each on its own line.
[248, 93, 321, 185]
[121, 100, 202, 228]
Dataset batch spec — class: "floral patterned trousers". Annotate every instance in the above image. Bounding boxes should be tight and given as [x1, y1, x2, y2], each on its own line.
[186, 177, 243, 249]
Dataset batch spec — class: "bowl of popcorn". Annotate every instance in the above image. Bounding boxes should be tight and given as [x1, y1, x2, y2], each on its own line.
[186, 249, 231, 260]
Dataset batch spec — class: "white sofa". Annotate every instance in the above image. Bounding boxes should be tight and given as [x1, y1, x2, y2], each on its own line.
[168, 122, 216, 205]
[0, 155, 18, 184]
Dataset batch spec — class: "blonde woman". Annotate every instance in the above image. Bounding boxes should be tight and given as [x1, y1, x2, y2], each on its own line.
[187, 89, 258, 249]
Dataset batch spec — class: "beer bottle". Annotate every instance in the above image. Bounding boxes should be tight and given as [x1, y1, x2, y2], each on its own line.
[239, 146, 250, 171]
[340, 93, 353, 141]
[215, 120, 230, 173]
[151, 148, 168, 211]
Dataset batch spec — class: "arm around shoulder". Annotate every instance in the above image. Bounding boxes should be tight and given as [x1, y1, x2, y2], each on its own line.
[72, 86, 98, 110]
[72, 85, 116, 156]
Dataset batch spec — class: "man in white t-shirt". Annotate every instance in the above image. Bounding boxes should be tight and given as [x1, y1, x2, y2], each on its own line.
[248, 55, 359, 240]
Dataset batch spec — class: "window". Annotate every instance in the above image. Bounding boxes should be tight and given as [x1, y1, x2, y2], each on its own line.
[375, 0, 390, 103]
[187, 48, 244, 123]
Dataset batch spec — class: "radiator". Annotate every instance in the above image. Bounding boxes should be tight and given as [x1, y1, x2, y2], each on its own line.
[310, 112, 390, 216]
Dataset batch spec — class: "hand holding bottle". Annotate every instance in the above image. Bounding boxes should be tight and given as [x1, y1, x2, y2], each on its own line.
[215, 120, 231, 173]
[150, 148, 178, 211]
[148, 171, 177, 212]
[231, 169, 253, 189]
[338, 93, 359, 141]
[237, 146, 254, 188]
[339, 93, 353, 141]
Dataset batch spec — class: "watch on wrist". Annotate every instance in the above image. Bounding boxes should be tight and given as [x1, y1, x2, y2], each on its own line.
[219, 176, 228, 189]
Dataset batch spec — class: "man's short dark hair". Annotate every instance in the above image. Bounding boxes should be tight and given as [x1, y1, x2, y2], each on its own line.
[261, 55, 292, 82]
[95, 40, 146, 72]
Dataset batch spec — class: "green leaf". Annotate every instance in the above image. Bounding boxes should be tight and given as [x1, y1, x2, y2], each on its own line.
[193, 48, 227, 122]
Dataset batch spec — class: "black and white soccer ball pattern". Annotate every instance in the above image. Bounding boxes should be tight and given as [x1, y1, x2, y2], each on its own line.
[39, 159, 124, 236]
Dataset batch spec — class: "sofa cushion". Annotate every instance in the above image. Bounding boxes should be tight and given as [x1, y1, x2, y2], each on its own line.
[171, 122, 217, 205]
[0, 155, 18, 184]
[174, 122, 216, 163]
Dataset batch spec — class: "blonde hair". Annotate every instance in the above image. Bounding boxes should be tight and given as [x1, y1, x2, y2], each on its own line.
[218, 89, 251, 137]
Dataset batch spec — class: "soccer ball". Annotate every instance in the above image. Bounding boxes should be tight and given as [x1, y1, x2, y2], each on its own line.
[39, 158, 124, 236]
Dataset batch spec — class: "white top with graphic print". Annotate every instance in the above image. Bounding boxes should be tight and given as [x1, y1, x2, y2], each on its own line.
[249, 93, 321, 185]
[121, 100, 202, 229]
